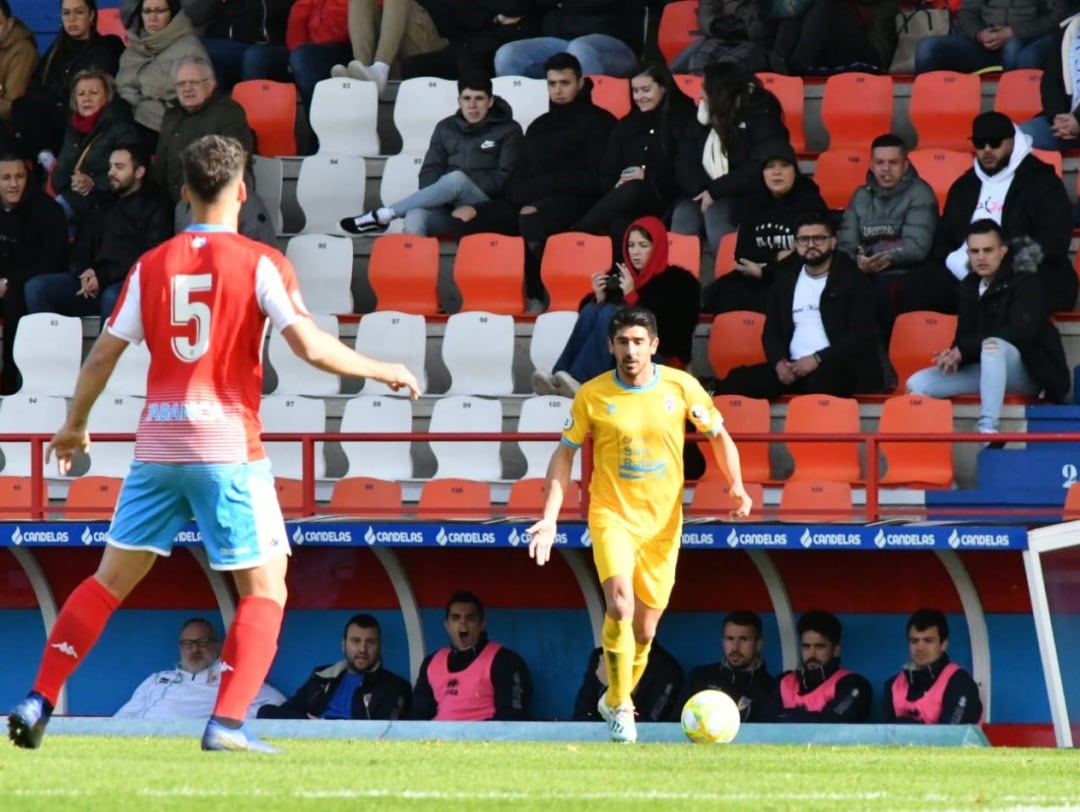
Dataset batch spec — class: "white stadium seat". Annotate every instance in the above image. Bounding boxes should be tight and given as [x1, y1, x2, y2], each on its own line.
[517, 395, 579, 480]
[429, 395, 503, 480]
[267, 312, 341, 396]
[379, 152, 424, 208]
[251, 155, 284, 234]
[85, 395, 144, 477]
[13, 314, 83, 396]
[295, 155, 367, 235]
[442, 311, 515, 396]
[285, 233, 355, 314]
[310, 77, 380, 156]
[394, 77, 458, 153]
[353, 311, 428, 396]
[105, 339, 151, 397]
[492, 76, 548, 131]
[260, 395, 327, 480]
[0, 395, 69, 476]
[529, 310, 577, 375]
[339, 395, 414, 481]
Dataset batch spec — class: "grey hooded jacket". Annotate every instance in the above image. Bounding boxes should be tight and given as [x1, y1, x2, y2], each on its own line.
[837, 164, 938, 270]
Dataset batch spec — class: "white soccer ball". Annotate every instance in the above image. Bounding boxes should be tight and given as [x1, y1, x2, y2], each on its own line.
[680, 689, 741, 744]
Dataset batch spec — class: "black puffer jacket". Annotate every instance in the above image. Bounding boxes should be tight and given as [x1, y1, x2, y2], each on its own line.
[257, 660, 412, 720]
[0, 183, 68, 286]
[35, 31, 125, 104]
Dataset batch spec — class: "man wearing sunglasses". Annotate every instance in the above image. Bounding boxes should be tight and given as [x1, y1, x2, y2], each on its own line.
[898, 111, 1074, 317]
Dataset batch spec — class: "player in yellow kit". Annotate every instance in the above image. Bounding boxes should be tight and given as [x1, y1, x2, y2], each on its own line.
[527, 305, 751, 743]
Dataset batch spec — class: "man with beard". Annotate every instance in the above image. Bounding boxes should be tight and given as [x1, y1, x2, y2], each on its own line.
[24, 145, 171, 324]
[773, 610, 871, 723]
[682, 610, 777, 722]
[258, 614, 411, 720]
[713, 212, 884, 397]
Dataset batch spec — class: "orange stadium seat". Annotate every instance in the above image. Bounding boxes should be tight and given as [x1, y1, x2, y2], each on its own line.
[779, 480, 854, 522]
[878, 395, 954, 488]
[0, 476, 32, 519]
[367, 234, 440, 314]
[96, 7, 128, 43]
[701, 395, 771, 483]
[712, 231, 737, 279]
[658, 1, 699, 64]
[909, 71, 981, 151]
[275, 478, 305, 518]
[1064, 482, 1080, 520]
[757, 73, 805, 154]
[820, 72, 893, 150]
[232, 80, 298, 157]
[329, 477, 403, 518]
[707, 311, 766, 379]
[993, 70, 1042, 124]
[63, 476, 123, 520]
[812, 148, 869, 210]
[418, 478, 492, 519]
[541, 232, 613, 312]
[908, 149, 971, 212]
[668, 232, 701, 277]
[588, 75, 630, 118]
[453, 233, 525, 314]
[783, 395, 861, 483]
[505, 478, 582, 519]
[1033, 148, 1063, 178]
[674, 73, 703, 102]
[689, 480, 765, 520]
[890, 311, 958, 389]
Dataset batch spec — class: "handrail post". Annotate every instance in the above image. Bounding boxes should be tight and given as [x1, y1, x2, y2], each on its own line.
[30, 436, 45, 520]
[865, 434, 879, 523]
[302, 436, 316, 518]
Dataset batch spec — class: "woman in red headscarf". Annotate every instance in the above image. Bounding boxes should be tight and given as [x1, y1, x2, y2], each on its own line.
[532, 216, 700, 396]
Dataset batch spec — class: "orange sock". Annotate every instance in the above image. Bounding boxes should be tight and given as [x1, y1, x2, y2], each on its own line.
[212, 596, 283, 722]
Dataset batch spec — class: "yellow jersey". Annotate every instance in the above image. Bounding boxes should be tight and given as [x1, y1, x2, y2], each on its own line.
[561, 364, 722, 538]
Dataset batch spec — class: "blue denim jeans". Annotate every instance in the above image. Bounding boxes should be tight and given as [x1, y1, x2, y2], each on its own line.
[494, 35, 637, 78]
[670, 195, 737, 255]
[24, 272, 125, 327]
[395, 170, 489, 236]
[241, 43, 293, 83]
[914, 32, 1053, 73]
[289, 42, 353, 108]
[1018, 114, 1078, 152]
[552, 301, 619, 382]
[905, 337, 1039, 433]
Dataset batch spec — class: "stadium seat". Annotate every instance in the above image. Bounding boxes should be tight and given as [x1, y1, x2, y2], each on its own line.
[231, 80, 297, 157]
[284, 233, 355, 313]
[505, 477, 582, 518]
[63, 476, 123, 520]
[587, 75, 630, 118]
[367, 234, 440, 314]
[266, 312, 341, 396]
[394, 77, 458, 153]
[517, 395, 579, 479]
[909, 71, 981, 151]
[1063, 482, 1080, 520]
[878, 395, 954, 488]
[353, 311, 428, 395]
[674, 73, 703, 102]
[992, 69, 1042, 124]
[85, 395, 144, 477]
[442, 311, 516, 395]
[689, 480, 765, 521]
[700, 395, 771, 484]
[658, 0, 699, 64]
[418, 478, 492, 519]
[105, 340, 150, 397]
[820, 72, 893, 150]
[1032, 148, 1063, 179]
[309, 77, 380, 156]
[0, 476, 32, 519]
[329, 476, 403, 518]
[908, 149, 971, 212]
[707, 311, 766, 379]
[492, 76, 548, 130]
[890, 311, 958, 389]
[379, 152, 423, 209]
[0, 395, 68, 477]
[251, 155, 284, 234]
[295, 155, 367, 235]
[779, 479, 855, 522]
[712, 231, 737, 279]
[428, 395, 503, 480]
[783, 394, 861, 483]
[541, 232, 613, 312]
[453, 233, 525, 314]
[274, 477, 305, 518]
[260, 395, 327, 480]
[757, 73, 805, 154]
[529, 310, 577, 375]
[339, 395, 414, 481]
[96, 7, 128, 43]
[668, 232, 701, 277]
[812, 148, 869, 210]
[13, 313, 82, 396]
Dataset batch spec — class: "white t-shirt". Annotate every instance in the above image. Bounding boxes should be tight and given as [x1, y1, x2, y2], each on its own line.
[789, 268, 830, 360]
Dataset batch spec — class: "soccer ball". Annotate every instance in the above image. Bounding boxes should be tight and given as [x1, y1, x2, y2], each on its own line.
[680, 689, 741, 744]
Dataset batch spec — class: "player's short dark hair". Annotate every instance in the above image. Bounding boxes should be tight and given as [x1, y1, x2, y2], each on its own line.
[723, 610, 763, 638]
[458, 73, 492, 97]
[179, 616, 218, 638]
[608, 305, 658, 341]
[181, 134, 247, 203]
[870, 133, 908, 155]
[794, 211, 835, 237]
[113, 143, 150, 172]
[343, 613, 381, 638]
[907, 608, 949, 641]
[0, 151, 26, 166]
[445, 590, 485, 619]
[967, 218, 1004, 242]
[797, 610, 842, 645]
[0, 1, 12, 18]
[544, 52, 582, 78]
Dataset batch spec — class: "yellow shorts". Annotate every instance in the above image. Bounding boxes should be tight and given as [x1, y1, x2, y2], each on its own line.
[589, 516, 682, 609]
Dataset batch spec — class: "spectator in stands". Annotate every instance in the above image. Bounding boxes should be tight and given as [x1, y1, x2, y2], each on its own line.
[682, 610, 778, 723]
[25, 145, 171, 325]
[836, 133, 938, 343]
[0, 1, 38, 151]
[672, 62, 789, 255]
[772, 610, 872, 723]
[669, 0, 779, 75]
[188, 0, 294, 91]
[573, 641, 683, 723]
[768, 0, 896, 75]
[5, 0, 124, 164]
[115, 617, 285, 718]
[117, 0, 210, 150]
[411, 591, 532, 721]
[0, 153, 68, 394]
[284, 0, 352, 111]
[258, 613, 412, 720]
[339, 74, 522, 237]
[1019, 13, 1080, 151]
[906, 220, 1070, 442]
[897, 113, 1075, 316]
[712, 212, 884, 398]
[493, 0, 642, 79]
[576, 60, 696, 247]
[914, 0, 1066, 74]
[532, 216, 700, 397]
[883, 608, 983, 724]
[702, 141, 826, 314]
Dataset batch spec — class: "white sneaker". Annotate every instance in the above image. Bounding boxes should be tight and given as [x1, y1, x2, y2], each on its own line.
[597, 691, 637, 744]
[531, 370, 558, 396]
[330, 63, 349, 78]
[552, 371, 581, 398]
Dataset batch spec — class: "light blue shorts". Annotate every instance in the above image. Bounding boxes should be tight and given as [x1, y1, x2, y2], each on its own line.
[107, 459, 290, 571]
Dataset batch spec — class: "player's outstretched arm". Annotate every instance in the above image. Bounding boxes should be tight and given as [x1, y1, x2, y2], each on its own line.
[707, 425, 752, 518]
[526, 443, 576, 566]
[282, 318, 421, 399]
[46, 332, 130, 474]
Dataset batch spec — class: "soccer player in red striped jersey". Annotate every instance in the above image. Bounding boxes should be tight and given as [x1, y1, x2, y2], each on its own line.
[8, 135, 420, 752]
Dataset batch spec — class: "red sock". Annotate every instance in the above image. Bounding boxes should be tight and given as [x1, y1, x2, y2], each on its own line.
[213, 596, 283, 722]
[33, 576, 121, 706]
